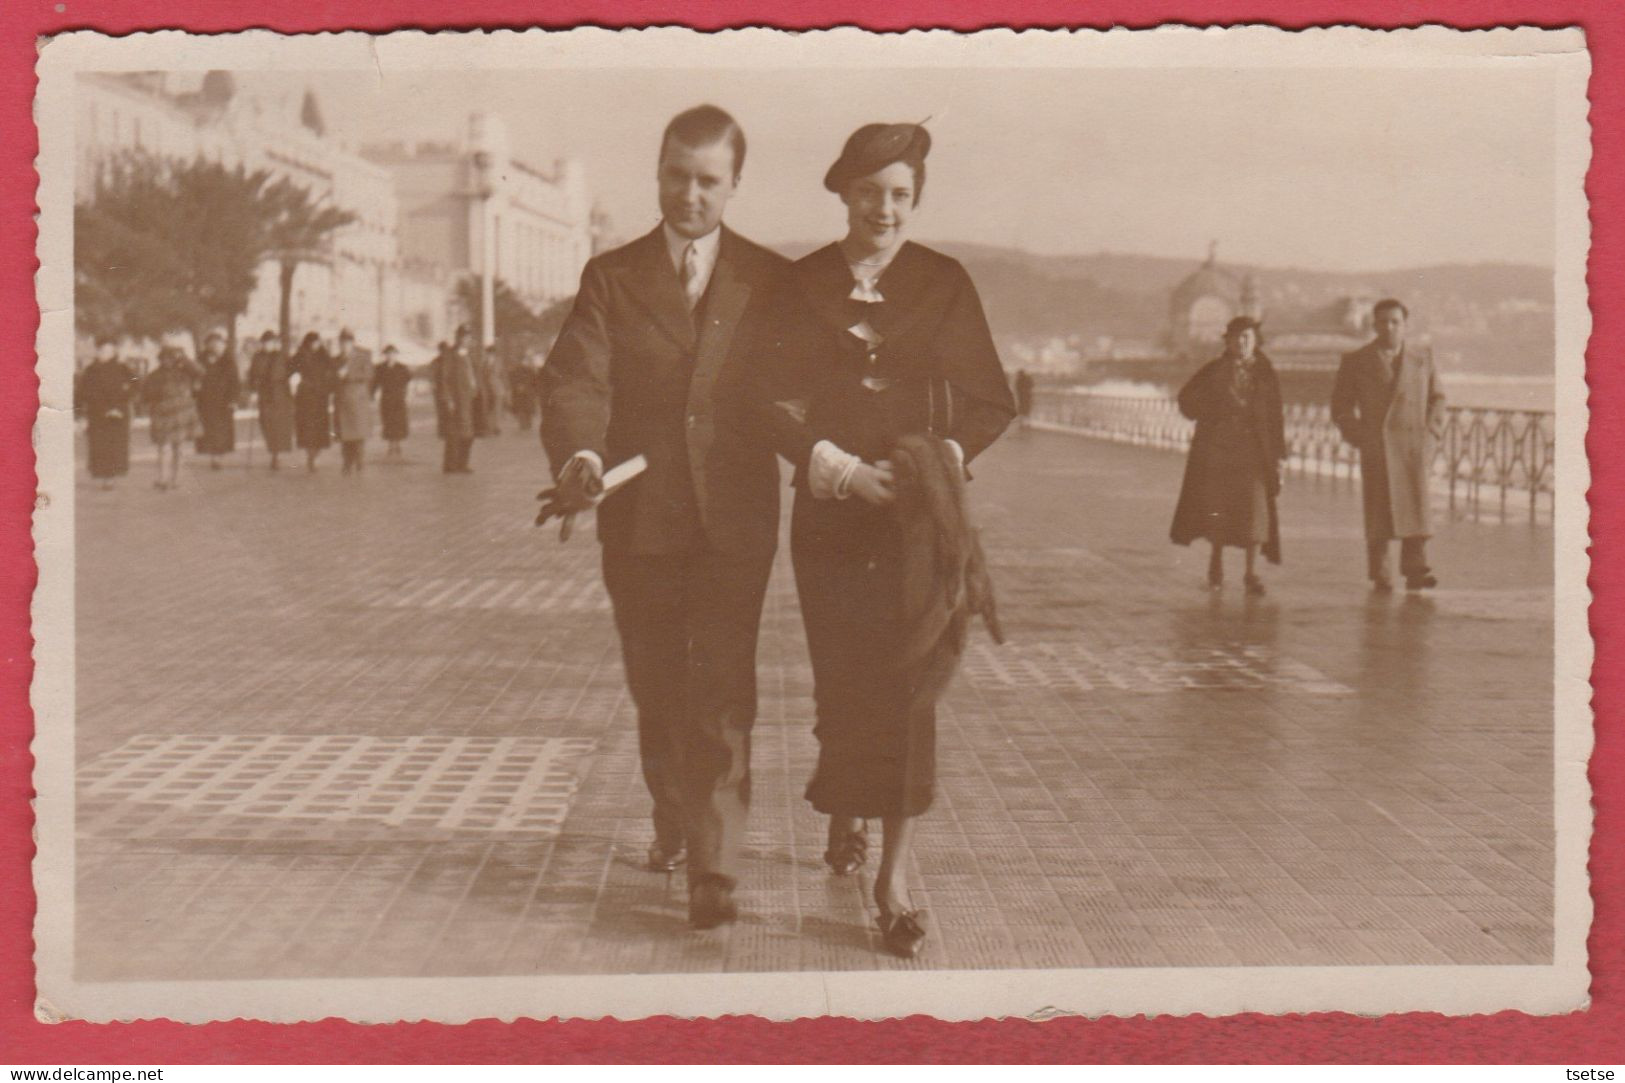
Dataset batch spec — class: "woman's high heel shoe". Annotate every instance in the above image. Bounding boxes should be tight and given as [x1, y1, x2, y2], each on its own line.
[823, 821, 868, 876]
[875, 906, 928, 959]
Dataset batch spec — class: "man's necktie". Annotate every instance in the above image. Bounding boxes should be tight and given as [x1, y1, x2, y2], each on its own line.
[681, 242, 702, 312]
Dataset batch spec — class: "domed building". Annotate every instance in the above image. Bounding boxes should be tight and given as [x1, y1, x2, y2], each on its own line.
[1166, 243, 1261, 359]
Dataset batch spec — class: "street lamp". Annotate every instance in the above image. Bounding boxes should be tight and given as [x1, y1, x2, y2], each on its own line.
[467, 113, 507, 361]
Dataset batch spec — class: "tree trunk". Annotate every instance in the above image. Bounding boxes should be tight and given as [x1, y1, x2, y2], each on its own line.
[278, 259, 298, 356]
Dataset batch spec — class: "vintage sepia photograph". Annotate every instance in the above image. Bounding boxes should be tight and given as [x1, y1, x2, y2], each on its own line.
[30, 26, 1592, 1022]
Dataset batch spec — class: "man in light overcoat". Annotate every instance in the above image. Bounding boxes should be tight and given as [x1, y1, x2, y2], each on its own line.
[1331, 297, 1447, 591]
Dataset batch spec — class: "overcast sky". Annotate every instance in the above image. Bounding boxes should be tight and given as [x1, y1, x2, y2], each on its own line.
[304, 65, 1556, 272]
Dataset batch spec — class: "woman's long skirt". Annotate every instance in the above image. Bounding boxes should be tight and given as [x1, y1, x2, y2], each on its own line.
[1179, 417, 1270, 549]
[86, 415, 130, 478]
[791, 512, 936, 819]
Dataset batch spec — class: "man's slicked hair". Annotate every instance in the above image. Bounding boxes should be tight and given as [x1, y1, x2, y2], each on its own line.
[1373, 297, 1409, 321]
[660, 104, 747, 179]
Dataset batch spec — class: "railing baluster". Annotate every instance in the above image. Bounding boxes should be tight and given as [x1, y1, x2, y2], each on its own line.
[1030, 387, 1553, 526]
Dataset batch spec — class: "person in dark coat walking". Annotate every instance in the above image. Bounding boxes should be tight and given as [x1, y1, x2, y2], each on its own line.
[372, 343, 413, 459]
[1014, 369, 1035, 428]
[430, 329, 478, 474]
[754, 122, 1016, 958]
[508, 355, 540, 432]
[540, 105, 793, 931]
[1331, 298, 1447, 592]
[291, 331, 336, 473]
[247, 330, 294, 470]
[1169, 316, 1286, 595]
[193, 329, 240, 469]
[77, 335, 137, 488]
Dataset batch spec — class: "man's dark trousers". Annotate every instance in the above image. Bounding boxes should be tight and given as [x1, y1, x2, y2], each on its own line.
[602, 542, 773, 887]
[442, 437, 473, 472]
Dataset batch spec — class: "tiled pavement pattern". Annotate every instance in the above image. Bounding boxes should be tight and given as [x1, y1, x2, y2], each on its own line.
[73, 422, 1554, 978]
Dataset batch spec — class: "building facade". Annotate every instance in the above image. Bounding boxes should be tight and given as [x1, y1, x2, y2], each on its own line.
[74, 71, 418, 354]
[363, 113, 594, 328]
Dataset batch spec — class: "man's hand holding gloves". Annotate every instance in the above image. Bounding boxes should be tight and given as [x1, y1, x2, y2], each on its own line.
[535, 453, 604, 541]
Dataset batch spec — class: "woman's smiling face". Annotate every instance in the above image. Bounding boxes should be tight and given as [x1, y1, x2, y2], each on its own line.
[842, 160, 918, 255]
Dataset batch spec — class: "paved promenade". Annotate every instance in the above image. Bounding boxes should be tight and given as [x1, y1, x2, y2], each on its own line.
[72, 420, 1555, 978]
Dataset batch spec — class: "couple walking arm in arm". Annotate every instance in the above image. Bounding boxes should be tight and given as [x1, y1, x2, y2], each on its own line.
[539, 106, 1014, 954]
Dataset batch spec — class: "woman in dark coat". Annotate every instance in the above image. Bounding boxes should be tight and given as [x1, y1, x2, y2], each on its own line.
[371, 343, 413, 458]
[77, 335, 137, 488]
[291, 331, 336, 472]
[1169, 316, 1287, 595]
[247, 330, 294, 470]
[757, 123, 1016, 958]
[193, 330, 240, 468]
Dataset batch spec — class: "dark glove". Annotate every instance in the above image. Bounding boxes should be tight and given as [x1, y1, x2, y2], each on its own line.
[535, 455, 604, 541]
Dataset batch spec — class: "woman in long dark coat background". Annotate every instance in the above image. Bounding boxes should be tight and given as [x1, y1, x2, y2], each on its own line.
[194, 329, 240, 469]
[77, 335, 136, 488]
[291, 331, 336, 473]
[758, 122, 1015, 958]
[371, 343, 413, 459]
[1169, 316, 1287, 595]
[247, 330, 294, 471]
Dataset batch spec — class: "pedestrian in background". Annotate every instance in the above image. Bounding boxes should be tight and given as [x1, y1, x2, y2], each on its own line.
[1332, 297, 1447, 592]
[372, 343, 412, 459]
[247, 330, 294, 471]
[1014, 369, 1035, 429]
[291, 331, 336, 473]
[333, 329, 374, 475]
[142, 345, 202, 491]
[431, 327, 478, 474]
[474, 341, 505, 438]
[77, 335, 137, 489]
[508, 353, 540, 433]
[1169, 316, 1286, 595]
[194, 329, 240, 470]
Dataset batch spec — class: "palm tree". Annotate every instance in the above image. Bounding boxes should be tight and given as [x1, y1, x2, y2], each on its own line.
[261, 177, 357, 350]
[76, 152, 274, 350]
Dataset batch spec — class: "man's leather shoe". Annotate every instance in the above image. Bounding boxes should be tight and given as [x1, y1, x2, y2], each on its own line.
[1405, 573, 1438, 591]
[688, 880, 738, 929]
[647, 841, 686, 873]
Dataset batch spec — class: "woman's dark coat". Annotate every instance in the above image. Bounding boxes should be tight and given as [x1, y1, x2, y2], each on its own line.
[77, 358, 136, 478]
[1169, 353, 1287, 564]
[755, 240, 1016, 818]
[372, 360, 413, 441]
[291, 342, 336, 452]
[194, 350, 240, 455]
[247, 347, 294, 454]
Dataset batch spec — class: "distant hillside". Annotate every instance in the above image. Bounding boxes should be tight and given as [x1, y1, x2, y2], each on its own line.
[772, 241, 1555, 377]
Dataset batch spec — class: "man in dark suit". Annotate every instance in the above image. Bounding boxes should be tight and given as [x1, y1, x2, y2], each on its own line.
[540, 104, 789, 928]
[431, 327, 478, 474]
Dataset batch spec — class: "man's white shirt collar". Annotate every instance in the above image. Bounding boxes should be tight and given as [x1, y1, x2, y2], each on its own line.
[662, 221, 722, 282]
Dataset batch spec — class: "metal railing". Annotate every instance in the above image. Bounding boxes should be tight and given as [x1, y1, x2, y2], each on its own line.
[1030, 388, 1555, 524]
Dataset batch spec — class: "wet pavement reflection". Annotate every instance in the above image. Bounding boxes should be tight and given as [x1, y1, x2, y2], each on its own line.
[74, 427, 1554, 977]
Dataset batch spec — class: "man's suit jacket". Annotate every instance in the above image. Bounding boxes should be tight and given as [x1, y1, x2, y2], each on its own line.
[541, 225, 790, 557]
